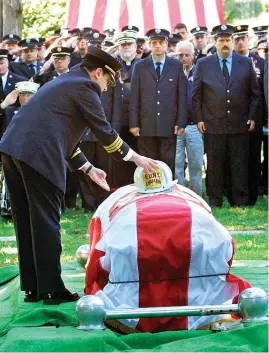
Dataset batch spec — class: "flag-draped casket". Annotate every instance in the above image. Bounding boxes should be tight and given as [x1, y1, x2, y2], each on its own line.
[85, 184, 250, 332]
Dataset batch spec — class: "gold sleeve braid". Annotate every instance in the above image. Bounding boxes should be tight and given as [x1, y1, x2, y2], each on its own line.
[71, 148, 81, 159]
[103, 136, 123, 153]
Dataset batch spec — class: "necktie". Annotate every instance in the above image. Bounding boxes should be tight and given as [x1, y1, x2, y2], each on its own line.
[222, 59, 230, 84]
[28, 64, 35, 76]
[156, 62, 161, 80]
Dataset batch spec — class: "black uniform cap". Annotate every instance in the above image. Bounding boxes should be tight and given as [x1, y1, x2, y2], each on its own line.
[168, 33, 182, 44]
[104, 28, 116, 35]
[82, 46, 122, 86]
[252, 26, 268, 36]
[0, 49, 9, 59]
[190, 26, 208, 36]
[233, 25, 249, 39]
[122, 25, 139, 33]
[51, 47, 73, 57]
[19, 38, 39, 49]
[146, 28, 170, 41]
[88, 32, 106, 44]
[102, 40, 114, 47]
[2, 34, 21, 44]
[212, 24, 235, 38]
[68, 28, 81, 37]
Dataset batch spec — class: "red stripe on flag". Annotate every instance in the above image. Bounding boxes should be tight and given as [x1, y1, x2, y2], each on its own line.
[136, 194, 191, 332]
[194, 0, 206, 26]
[66, 0, 80, 29]
[167, 0, 181, 31]
[85, 217, 107, 295]
[142, 0, 155, 34]
[92, 0, 108, 31]
[215, 0, 225, 23]
[119, 0, 129, 31]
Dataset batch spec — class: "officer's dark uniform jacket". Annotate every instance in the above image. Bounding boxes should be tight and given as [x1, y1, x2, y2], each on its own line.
[0, 71, 26, 137]
[33, 70, 65, 87]
[129, 55, 187, 136]
[0, 67, 130, 193]
[111, 57, 140, 133]
[192, 52, 259, 133]
[9, 61, 43, 79]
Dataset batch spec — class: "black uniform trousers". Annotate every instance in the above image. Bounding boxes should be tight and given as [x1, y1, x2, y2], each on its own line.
[1, 153, 65, 295]
[78, 141, 111, 210]
[112, 126, 138, 188]
[64, 169, 79, 208]
[248, 130, 263, 204]
[205, 133, 249, 207]
[138, 136, 177, 176]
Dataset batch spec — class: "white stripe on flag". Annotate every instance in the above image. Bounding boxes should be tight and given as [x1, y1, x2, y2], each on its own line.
[204, 0, 221, 30]
[98, 201, 139, 328]
[179, 0, 197, 31]
[77, 0, 97, 28]
[103, 0, 122, 33]
[126, 0, 145, 35]
[152, 0, 171, 31]
[187, 206, 236, 329]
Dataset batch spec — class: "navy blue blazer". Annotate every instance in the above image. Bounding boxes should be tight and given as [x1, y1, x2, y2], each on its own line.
[0, 67, 130, 193]
[129, 55, 187, 136]
[192, 52, 259, 134]
[9, 61, 43, 79]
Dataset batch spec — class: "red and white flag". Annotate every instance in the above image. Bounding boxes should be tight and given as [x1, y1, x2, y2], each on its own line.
[85, 184, 250, 332]
[65, 0, 225, 34]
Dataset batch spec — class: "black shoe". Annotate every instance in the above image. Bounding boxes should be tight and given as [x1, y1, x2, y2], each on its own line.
[43, 289, 80, 305]
[24, 290, 43, 302]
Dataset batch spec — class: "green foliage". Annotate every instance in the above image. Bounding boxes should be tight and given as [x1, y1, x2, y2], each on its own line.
[224, 0, 263, 23]
[22, 0, 67, 38]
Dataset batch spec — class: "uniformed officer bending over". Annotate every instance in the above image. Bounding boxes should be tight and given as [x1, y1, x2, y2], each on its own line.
[0, 46, 157, 305]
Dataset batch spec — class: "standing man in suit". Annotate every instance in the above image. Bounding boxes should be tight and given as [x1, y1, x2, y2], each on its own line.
[0, 49, 25, 138]
[190, 26, 207, 63]
[9, 38, 43, 79]
[0, 47, 157, 305]
[233, 25, 265, 205]
[130, 28, 187, 174]
[192, 25, 259, 208]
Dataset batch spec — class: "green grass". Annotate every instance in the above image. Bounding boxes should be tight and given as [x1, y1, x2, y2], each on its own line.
[0, 196, 268, 266]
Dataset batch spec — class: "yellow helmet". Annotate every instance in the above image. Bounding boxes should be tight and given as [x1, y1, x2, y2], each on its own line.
[134, 161, 178, 194]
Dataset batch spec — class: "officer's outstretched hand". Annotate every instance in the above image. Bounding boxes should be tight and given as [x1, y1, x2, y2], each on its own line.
[87, 167, 110, 191]
[130, 152, 159, 173]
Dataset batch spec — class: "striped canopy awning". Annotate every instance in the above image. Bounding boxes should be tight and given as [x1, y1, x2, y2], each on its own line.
[65, 0, 225, 34]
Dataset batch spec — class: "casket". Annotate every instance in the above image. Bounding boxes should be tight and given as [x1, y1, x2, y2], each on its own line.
[85, 184, 250, 333]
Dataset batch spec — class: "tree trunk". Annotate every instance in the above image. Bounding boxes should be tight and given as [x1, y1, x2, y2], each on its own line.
[0, 0, 23, 39]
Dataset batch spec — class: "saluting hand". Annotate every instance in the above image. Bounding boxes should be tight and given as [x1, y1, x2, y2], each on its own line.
[1, 90, 19, 109]
[198, 122, 206, 133]
[87, 167, 110, 191]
